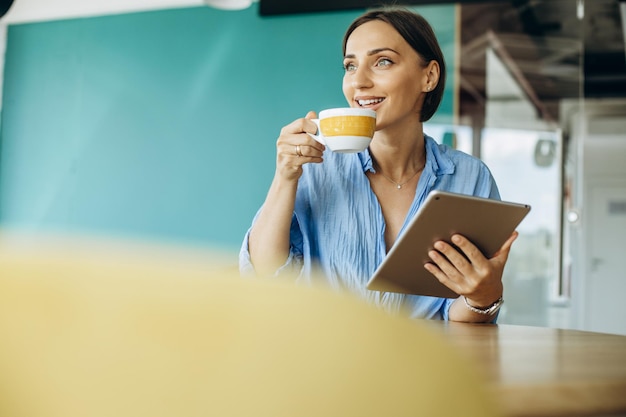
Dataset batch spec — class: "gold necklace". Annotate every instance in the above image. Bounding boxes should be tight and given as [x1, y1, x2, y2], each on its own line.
[374, 161, 425, 190]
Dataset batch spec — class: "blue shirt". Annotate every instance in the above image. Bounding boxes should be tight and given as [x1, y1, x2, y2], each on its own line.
[240, 135, 500, 320]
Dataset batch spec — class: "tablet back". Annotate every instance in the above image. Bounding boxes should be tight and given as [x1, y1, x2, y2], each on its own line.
[366, 191, 531, 298]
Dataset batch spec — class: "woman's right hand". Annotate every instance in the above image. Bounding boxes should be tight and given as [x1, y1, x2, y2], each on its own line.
[249, 111, 325, 275]
[276, 111, 326, 181]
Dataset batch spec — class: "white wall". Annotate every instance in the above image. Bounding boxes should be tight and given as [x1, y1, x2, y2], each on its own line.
[2, 0, 202, 23]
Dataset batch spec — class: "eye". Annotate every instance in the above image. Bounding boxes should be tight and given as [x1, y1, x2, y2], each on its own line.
[375, 58, 393, 68]
[343, 62, 357, 72]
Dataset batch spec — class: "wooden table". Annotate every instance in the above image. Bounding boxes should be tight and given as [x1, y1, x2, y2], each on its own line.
[426, 321, 626, 417]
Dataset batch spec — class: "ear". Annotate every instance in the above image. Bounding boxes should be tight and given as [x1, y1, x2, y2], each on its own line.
[422, 60, 440, 93]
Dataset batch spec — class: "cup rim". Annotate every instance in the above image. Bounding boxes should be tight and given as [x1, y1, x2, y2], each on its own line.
[319, 107, 376, 118]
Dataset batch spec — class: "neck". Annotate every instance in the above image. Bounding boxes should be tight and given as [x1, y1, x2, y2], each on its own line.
[370, 132, 426, 180]
[372, 157, 425, 189]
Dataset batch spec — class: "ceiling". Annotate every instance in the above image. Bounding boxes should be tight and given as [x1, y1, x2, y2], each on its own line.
[459, 0, 626, 99]
[456, 0, 626, 123]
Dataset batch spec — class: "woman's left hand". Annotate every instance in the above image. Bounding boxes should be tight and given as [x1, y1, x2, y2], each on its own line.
[424, 231, 518, 307]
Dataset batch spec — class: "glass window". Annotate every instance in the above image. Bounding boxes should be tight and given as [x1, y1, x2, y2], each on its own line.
[481, 128, 562, 327]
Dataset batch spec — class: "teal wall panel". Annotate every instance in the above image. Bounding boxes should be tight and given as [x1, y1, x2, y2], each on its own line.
[0, 4, 455, 251]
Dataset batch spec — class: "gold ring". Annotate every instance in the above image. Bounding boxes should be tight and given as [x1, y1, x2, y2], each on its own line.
[295, 145, 302, 157]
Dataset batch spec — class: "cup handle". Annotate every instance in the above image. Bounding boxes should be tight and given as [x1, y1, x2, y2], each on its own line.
[306, 119, 325, 145]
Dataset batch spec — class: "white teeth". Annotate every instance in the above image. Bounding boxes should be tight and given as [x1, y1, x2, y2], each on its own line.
[357, 98, 383, 106]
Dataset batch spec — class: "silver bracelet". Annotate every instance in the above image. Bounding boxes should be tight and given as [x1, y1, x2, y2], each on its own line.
[463, 296, 504, 315]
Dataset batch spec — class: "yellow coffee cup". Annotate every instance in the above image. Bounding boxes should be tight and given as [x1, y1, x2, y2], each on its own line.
[309, 108, 376, 153]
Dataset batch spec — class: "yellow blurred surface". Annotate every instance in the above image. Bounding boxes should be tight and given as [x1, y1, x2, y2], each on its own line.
[0, 232, 501, 417]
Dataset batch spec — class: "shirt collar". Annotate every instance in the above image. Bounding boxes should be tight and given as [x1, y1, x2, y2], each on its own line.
[359, 148, 375, 173]
[424, 134, 456, 176]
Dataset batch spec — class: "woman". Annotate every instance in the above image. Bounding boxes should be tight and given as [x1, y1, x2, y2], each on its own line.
[239, 8, 517, 322]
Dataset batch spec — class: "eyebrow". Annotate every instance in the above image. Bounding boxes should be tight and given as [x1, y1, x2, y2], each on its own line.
[344, 47, 399, 59]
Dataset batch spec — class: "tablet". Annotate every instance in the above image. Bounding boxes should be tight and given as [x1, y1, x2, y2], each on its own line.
[366, 190, 531, 298]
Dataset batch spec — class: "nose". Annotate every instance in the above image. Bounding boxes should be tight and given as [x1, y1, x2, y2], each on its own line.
[350, 66, 373, 89]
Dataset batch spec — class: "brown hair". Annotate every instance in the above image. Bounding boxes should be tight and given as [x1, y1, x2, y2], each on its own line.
[342, 8, 446, 122]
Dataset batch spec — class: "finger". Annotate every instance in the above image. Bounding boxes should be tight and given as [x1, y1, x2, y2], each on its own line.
[446, 235, 502, 296]
[424, 255, 463, 294]
[276, 135, 324, 159]
[279, 115, 325, 153]
[302, 111, 327, 154]
[296, 115, 324, 156]
[433, 239, 473, 275]
[280, 114, 316, 136]
[427, 246, 464, 283]
[492, 231, 519, 259]
[294, 143, 325, 160]
[448, 233, 510, 302]
[429, 238, 488, 295]
[300, 111, 318, 135]
[473, 231, 517, 278]
[278, 142, 323, 163]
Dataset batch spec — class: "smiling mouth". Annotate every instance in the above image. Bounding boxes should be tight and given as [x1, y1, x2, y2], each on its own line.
[357, 98, 384, 107]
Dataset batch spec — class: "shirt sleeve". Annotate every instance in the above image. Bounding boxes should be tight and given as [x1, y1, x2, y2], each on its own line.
[441, 297, 456, 321]
[238, 211, 304, 277]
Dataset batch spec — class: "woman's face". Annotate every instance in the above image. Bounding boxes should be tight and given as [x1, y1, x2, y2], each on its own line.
[342, 20, 432, 131]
